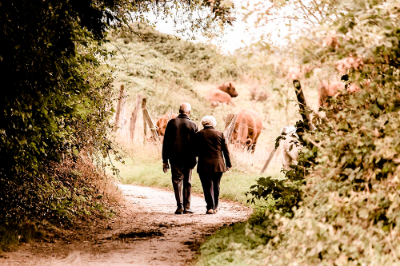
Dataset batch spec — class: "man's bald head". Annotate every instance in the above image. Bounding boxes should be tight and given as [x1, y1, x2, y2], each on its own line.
[179, 103, 191, 114]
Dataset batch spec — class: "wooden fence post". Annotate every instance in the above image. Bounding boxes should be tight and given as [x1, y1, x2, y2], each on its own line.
[167, 109, 173, 121]
[260, 146, 278, 174]
[129, 94, 142, 142]
[225, 113, 235, 129]
[113, 84, 126, 131]
[142, 108, 161, 145]
[142, 97, 147, 140]
[293, 79, 312, 131]
[260, 80, 310, 174]
[223, 114, 237, 144]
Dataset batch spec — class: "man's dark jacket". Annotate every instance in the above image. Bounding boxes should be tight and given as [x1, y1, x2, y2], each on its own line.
[195, 126, 232, 173]
[162, 113, 198, 169]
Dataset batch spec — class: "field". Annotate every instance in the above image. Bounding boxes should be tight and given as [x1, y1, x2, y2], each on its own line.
[105, 24, 321, 202]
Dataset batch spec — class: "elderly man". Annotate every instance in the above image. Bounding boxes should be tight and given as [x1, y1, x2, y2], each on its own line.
[162, 103, 198, 214]
[196, 115, 232, 214]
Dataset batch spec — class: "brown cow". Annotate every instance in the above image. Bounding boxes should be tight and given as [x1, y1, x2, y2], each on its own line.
[231, 109, 262, 153]
[155, 113, 178, 142]
[205, 82, 238, 106]
[318, 80, 363, 107]
[287, 65, 314, 81]
[318, 81, 345, 107]
[335, 56, 363, 75]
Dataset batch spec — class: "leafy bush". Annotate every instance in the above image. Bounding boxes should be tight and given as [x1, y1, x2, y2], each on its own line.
[197, 0, 400, 265]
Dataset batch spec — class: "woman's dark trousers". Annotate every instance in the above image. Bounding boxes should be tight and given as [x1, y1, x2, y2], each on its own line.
[199, 172, 223, 210]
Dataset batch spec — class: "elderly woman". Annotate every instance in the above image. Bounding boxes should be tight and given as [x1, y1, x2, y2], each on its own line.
[196, 115, 232, 214]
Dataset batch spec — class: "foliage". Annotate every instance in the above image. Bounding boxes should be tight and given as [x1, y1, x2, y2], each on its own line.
[196, 209, 274, 266]
[1, 1, 119, 177]
[0, 154, 117, 224]
[198, 1, 400, 263]
[0, 0, 233, 183]
[247, 176, 302, 217]
[197, 0, 400, 265]
[109, 23, 240, 82]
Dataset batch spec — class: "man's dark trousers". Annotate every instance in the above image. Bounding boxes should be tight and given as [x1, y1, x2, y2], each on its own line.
[171, 165, 192, 209]
[198, 172, 223, 210]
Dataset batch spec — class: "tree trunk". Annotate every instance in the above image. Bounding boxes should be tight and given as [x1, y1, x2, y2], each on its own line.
[142, 97, 147, 141]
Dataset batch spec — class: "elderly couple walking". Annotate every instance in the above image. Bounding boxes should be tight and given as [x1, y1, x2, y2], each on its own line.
[162, 103, 232, 215]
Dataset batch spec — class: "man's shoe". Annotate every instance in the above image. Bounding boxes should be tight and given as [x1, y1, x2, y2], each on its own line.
[213, 208, 218, 213]
[175, 207, 184, 214]
[206, 209, 214, 214]
[184, 209, 194, 214]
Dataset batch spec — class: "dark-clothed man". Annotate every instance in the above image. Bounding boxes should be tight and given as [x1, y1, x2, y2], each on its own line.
[196, 115, 232, 214]
[162, 103, 198, 214]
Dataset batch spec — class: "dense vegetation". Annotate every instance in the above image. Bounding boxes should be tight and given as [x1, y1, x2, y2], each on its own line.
[197, 0, 400, 265]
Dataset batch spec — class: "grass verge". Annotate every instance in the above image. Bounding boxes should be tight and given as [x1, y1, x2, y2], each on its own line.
[194, 211, 269, 266]
[111, 141, 284, 205]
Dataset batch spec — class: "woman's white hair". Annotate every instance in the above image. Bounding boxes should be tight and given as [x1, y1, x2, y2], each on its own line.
[201, 115, 217, 127]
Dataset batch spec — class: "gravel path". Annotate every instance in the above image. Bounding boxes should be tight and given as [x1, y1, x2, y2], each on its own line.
[0, 184, 251, 266]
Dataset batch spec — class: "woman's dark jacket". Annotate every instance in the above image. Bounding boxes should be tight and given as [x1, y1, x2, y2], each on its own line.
[162, 113, 198, 169]
[195, 126, 232, 173]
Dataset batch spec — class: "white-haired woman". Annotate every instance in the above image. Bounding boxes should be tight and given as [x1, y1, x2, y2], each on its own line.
[195, 115, 232, 214]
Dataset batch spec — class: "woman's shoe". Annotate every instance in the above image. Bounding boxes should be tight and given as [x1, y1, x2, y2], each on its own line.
[206, 209, 214, 214]
[175, 206, 184, 214]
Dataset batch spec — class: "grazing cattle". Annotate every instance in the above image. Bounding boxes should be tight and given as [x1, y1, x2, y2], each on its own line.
[205, 82, 238, 106]
[156, 113, 178, 142]
[335, 56, 363, 75]
[318, 79, 363, 107]
[318, 81, 345, 107]
[231, 109, 262, 153]
[287, 65, 314, 81]
[323, 31, 339, 49]
[287, 67, 302, 81]
[280, 125, 300, 170]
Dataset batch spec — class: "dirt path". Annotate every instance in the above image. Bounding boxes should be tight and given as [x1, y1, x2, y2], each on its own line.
[0, 184, 251, 266]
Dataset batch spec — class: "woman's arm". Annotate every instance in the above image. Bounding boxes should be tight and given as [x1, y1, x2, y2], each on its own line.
[193, 132, 200, 157]
[221, 134, 232, 169]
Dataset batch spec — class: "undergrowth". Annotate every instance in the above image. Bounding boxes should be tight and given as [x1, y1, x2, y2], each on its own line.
[0, 154, 121, 252]
[0, 222, 45, 253]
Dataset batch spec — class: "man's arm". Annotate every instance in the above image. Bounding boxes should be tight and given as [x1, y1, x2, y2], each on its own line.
[162, 120, 175, 164]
